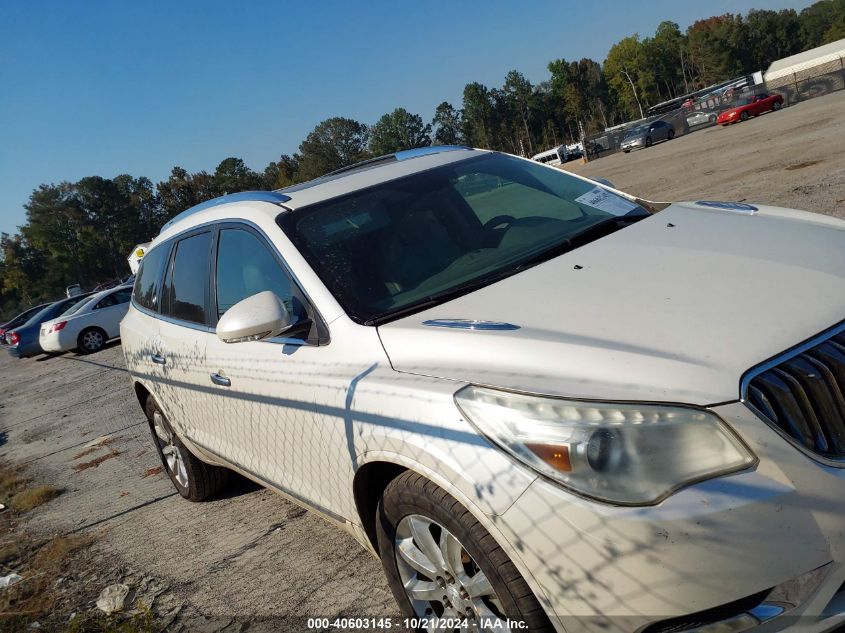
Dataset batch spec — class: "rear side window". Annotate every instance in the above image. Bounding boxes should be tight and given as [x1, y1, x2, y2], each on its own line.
[215, 229, 300, 320]
[134, 245, 170, 311]
[113, 288, 132, 304]
[94, 294, 117, 310]
[162, 231, 212, 324]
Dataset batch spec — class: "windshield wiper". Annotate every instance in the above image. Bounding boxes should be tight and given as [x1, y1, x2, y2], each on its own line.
[513, 215, 644, 272]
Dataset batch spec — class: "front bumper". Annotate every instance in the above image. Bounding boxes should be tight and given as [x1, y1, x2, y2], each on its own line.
[493, 401, 845, 633]
[622, 140, 643, 151]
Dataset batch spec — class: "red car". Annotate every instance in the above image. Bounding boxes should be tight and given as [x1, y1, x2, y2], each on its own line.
[717, 93, 784, 125]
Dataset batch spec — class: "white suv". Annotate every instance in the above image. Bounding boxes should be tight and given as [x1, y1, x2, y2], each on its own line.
[121, 146, 845, 633]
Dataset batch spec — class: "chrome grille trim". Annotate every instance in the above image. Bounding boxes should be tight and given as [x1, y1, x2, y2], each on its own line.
[741, 320, 845, 467]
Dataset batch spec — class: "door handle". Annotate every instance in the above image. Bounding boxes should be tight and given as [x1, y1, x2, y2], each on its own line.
[210, 373, 231, 387]
[150, 353, 166, 365]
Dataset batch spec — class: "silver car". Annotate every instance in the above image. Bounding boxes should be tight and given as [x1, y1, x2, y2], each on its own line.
[621, 119, 674, 152]
[686, 110, 718, 127]
[122, 146, 845, 633]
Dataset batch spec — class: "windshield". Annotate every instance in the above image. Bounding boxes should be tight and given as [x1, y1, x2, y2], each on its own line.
[278, 153, 649, 324]
[23, 304, 58, 327]
[624, 125, 647, 137]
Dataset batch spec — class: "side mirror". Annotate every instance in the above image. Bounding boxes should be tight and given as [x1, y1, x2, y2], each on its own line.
[216, 290, 293, 343]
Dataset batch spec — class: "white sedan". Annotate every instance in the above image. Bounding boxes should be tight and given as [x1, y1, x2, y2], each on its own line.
[40, 285, 132, 354]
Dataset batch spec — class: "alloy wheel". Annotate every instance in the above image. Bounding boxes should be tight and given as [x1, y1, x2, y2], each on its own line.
[153, 411, 188, 489]
[82, 330, 104, 351]
[394, 514, 509, 632]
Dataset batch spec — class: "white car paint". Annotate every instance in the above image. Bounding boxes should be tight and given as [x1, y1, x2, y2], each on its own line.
[41, 285, 132, 353]
[121, 147, 845, 633]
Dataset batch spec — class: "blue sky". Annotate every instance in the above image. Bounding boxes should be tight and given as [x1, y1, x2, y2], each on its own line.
[0, 0, 813, 235]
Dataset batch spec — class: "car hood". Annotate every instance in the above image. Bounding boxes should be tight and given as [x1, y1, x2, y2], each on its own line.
[377, 202, 845, 405]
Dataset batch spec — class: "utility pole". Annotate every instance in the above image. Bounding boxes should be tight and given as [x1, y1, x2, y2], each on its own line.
[621, 66, 645, 119]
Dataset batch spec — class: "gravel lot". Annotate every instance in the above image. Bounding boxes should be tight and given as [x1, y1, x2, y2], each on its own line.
[0, 344, 397, 630]
[1, 89, 844, 630]
[567, 90, 845, 219]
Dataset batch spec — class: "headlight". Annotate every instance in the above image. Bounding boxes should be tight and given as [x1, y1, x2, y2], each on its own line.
[455, 386, 756, 505]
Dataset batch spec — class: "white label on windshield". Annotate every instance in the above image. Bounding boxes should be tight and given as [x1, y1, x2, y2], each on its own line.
[575, 186, 639, 216]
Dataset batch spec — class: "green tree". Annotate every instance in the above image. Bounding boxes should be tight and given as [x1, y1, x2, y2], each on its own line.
[296, 117, 369, 181]
[461, 82, 496, 148]
[263, 154, 300, 189]
[431, 102, 463, 145]
[369, 108, 431, 156]
[213, 157, 267, 195]
[156, 167, 217, 220]
[799, 0, 845, 47]
[604, 35, 652, 118]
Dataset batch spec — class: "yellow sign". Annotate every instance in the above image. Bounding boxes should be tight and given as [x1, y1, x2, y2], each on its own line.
[135, 248, 145, 258]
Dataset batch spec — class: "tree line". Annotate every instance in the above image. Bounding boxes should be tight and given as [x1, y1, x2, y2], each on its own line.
[2, 0, 844, 319]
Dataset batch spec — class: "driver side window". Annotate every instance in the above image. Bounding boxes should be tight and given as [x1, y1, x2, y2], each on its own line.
[215, 228, 303, 323]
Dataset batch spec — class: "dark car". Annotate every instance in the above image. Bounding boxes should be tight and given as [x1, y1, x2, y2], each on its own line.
[620, 120, 674, 152]
[6, 294, 95, 358]
[0, 303, 49, 341]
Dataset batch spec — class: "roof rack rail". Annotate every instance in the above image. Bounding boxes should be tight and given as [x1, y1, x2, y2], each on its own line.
[277, 145, 475, 195]
[324, 145, 472, 178]
[160, 191, 291, 233]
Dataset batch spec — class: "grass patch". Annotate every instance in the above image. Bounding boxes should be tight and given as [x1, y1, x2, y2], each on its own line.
[0, 467, 27, 500]
[0, 466, 62, 513]
[0, 534, 92, 631]
[10, 485, 62, 512]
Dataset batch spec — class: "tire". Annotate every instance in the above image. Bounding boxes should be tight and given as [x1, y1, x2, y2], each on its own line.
[623, 149, 630, 153]
[144, 395, 229, 501]
[667, 129, 675, 140]
[740, 111, 749, 122]
[376, 471, 554, 632]
[645, 136, 652, 147]
[78, 327, 107, 354]
[709, 114, 717, 123]
[773, 101, 782, 111]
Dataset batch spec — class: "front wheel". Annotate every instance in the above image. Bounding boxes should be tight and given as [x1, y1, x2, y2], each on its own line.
[645, 136, 653, 147]
[667, 129, 675, 140]
[145, 395, 229, 501]
[376, 472, 553, 632]
[740, 111, 749, 121]
[773, 101, 782, 111]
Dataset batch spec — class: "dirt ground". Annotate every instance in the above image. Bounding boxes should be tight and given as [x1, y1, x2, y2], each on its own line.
[0, 344, 397, 631]
[1, 90, 844, 632]
[566, 90, 845, 219]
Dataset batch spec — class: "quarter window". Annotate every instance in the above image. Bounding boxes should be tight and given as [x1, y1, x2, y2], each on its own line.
[162, 231, 212, 324]
[215, 229, 299, 320]
[133, 244, 170, 311]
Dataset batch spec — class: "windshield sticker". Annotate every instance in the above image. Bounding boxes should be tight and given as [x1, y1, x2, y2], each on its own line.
[574, 186, 639, 216]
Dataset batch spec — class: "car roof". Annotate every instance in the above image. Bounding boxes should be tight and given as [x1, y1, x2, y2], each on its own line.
[156, 146, 488, 242]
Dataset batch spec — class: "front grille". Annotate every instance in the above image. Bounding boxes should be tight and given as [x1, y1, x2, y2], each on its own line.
[745, 328, 845, 460]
